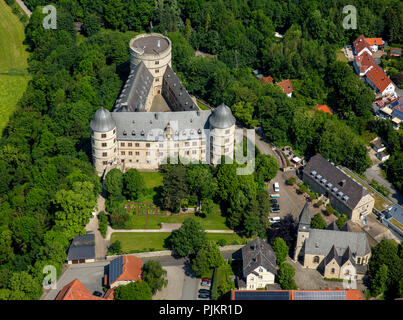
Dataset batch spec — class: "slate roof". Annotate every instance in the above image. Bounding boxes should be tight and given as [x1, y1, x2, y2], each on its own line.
[303, 154, 369, 210]
[114, 62, 153, 112]
[327, 221, 339, 231]
[384, 204, 403, 225]
[298, 202, 311, 232]
[90, 107, 116, 132]
[130, 34, 170, 55]
[67, 233, 95, 261]
[305, 229, 370, 257]
[111, 110, 211, 141]
[242, 238, 277, 277]
[209, 103, 236, 129]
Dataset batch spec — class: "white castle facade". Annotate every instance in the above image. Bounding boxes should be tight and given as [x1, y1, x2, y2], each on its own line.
[90, 33, 236, 176]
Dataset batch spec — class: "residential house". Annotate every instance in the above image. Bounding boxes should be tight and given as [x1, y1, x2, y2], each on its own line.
[353, 51, 375, 77]
[67, 233, 95, 264]
[364, 38, 383, 52]
[371, 137, 386, 153]
[293, 202, 371, 281]
[353, 35, 373, 56]
[262, 76, 274, 84]
[376, 151, 390, 162]
[389, 48, 401, 57]
[231, 288, 364, 300]
[238, 237, 277, 290]
[302, 154, 375, 223]
[390, 97, 403, 129]
[380, 204, 403, 240]
[106, 255, 143, 289]
[276, 79, 293, 97]
[365, 64, 396, 97]
[56, 279, 105, 300]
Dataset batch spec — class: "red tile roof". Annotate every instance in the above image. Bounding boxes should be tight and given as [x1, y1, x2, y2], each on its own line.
[354, 51, 375, 74]
[111, 255, 143, 285]
[104, 288, 115, 300]
[315, 105, 333, 114]
[276, 79, 293, 94]
[366, 64, 392, 92]
[56, 279, 105, 300]
[353, 35, 372, 55]
[263, 76, 274, 84]
[365, 38, 383, 46]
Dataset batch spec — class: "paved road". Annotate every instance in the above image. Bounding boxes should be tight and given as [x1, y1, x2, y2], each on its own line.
[365, 164, 403, 205]
[85, 195, 108, 259]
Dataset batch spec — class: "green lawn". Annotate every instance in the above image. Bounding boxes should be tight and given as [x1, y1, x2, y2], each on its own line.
[124, 202, 230, 230]
[110, 232, 249, 254]
[0, 0, 30, 132]
[136, 171, 164, 202]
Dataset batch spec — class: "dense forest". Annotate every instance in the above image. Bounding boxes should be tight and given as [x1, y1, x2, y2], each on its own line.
[0, 0, 402, 299]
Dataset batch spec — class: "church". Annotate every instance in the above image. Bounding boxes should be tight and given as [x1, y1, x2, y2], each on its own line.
[293, 202, 371, 281]
[90, 33, 236, 176]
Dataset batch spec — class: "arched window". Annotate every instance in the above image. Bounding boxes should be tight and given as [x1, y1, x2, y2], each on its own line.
[313, 256, 320, 263]
[331, 268, 335, 274]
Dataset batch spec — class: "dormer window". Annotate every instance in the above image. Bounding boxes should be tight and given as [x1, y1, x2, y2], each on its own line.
[123, 131, 127, 136]
[131, 130, 136, 136]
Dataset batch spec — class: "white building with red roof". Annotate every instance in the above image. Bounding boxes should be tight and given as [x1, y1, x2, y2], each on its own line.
[106, 255, 143, 289]
[353, 35, 373, 56]
[276, 79, 293, 97]
[353, 51, 375, 77]
[365, 38, 383, 52]
[365, 64, 396, 97]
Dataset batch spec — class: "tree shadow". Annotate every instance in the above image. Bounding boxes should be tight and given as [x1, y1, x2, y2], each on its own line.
[152, 186, 164, 208]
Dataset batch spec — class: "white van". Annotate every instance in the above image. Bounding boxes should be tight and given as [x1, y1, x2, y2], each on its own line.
[269, 217, 281, 223]
[274, 182, 280, 192]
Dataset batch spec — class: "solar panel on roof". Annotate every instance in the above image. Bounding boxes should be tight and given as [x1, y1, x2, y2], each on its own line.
[109, 256, 123, 285]
[294, 291, 346, 300]
[234, 291, 290, 300]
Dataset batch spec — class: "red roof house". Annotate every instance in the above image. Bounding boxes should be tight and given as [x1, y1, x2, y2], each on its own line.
[56, 279, 105, 300]
[276, 79, 293, 97]
[263, 76, 274, 84]
[314, 105, 333, 114]
[353, 51, 375, 76]
[108, 255, 143, 288]
[353, 35, 373, 56]
[365, 38, 383, 46]
[366, 64, 395, 96]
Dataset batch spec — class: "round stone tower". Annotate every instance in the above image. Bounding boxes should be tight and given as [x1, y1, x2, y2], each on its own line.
[129, 33, 172, 95]
[90, 107, 117, 176]
[208, 103, 236, 164]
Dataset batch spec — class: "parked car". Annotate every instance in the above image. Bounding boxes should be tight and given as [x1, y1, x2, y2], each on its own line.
[199, 293, 210, 299]
[270, 199, 278, 204]
[199, 289, 210, 294]
[269, 217, 281, 223]
[274, 182, 280, 192]
[270, 193, 280, 199]
[93, 291, 103, 297]
[270, 208, 280, 214]
[201, 280, 211, 287]
[202, 278, 211, 282]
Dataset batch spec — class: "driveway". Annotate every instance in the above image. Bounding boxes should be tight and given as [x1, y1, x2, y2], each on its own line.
[365, 164, 403, 205]
[85, 195, 108, 259]
[153, 265, 185, 300]
[42, 261, 109, 300]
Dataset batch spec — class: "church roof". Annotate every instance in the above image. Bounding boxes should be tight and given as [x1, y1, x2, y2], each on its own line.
[209, 103, 236, 129]
[90, 107, 116, 132]
[298, 202, 311, 231]
[327, 221, 339, 231]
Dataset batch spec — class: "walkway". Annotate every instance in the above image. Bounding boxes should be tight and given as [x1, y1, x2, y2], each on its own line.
[15, 0, 31, 17]
[85, 195, 108, 259]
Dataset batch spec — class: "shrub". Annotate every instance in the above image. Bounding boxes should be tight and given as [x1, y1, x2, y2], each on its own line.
[314, 200, 323, 208]
[108, 240, 122, 255]
[286, 177, 296, 185]
[98, 211, 108, 238]
[217, 239, 227, 247]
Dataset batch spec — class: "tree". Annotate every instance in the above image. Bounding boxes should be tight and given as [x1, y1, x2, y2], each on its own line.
[123, 169, 145, 200]
[336, 214, 348, 229]
[114, 281, 152, 300]
[168, 218, 207, 257]
[277, 263, 298, 290]
[104, 168, 123, 200]
[192, 241, 225, 277]
[8, 271, 42, 300]
[186, 165, 218, 202]
[371, 264, 388, 297]
[271, 237, 289, 266]
[0, 230, 14, 264]
[142, 260, 168, 294]
[256, 154, 279, 181]
[161, 165, 187, 213]
[310, 213, 327, 229]
[108, 240, 122, 255]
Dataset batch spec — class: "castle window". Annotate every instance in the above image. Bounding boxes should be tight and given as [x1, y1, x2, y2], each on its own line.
[114, 148, 116, 152]
[103, 161, 108, 165]
[175, 143, 179, 148]
[102, 143, 107, 147]
[113, 129, 116, 134]
[121, 142, 125, 147]
[201, 141, 206, 145]
[123, 131, 127, 136]
[192, 150, 197, 154]
[146, 152, 150, 156]
[224, 148, 229, 153]
[146, 143, 150, 147]
[135, 143, 140, 147]
[155, 78, 160, 82]
[155, 61, 159, 65]
[101, 134, 107, 138]
[345, 270, 350, 275]
[129, 151, 133, 156]
[192, 141, 197, 146]
[313, 256, 320, 263]
[357, 257, 361, 264]
[135, 152, 139, 156]
[225, 129, 230, 134]
[185, 142, 190, 147]
[159, 143, 164, 148]
[331, 268, 335, 274]
[121, 159, 124, 163]
[128, 143, 132, 147]
[114, 139, 116, 143]
[102, 152, 107, 157]
[121, 151, 125, 155]
[155, 69, 159, 73]
[225, 138, 229, 143]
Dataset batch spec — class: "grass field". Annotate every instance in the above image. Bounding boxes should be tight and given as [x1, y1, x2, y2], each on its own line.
[136, 171, 164, 202]
[336, 49, 349, 63]
[110, 232, 249, 253]
[0, 0, 30, 133]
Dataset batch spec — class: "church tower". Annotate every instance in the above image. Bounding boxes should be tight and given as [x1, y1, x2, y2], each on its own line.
[90, 107, 117, 176]
[294, 201, 311, 262]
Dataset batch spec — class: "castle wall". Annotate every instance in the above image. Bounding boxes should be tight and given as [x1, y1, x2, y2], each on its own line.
[92, 129, 117, 175]
[210, 125, 235, 164]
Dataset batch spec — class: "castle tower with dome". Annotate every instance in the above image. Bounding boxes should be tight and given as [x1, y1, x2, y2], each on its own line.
[90, 33, 235, 176]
